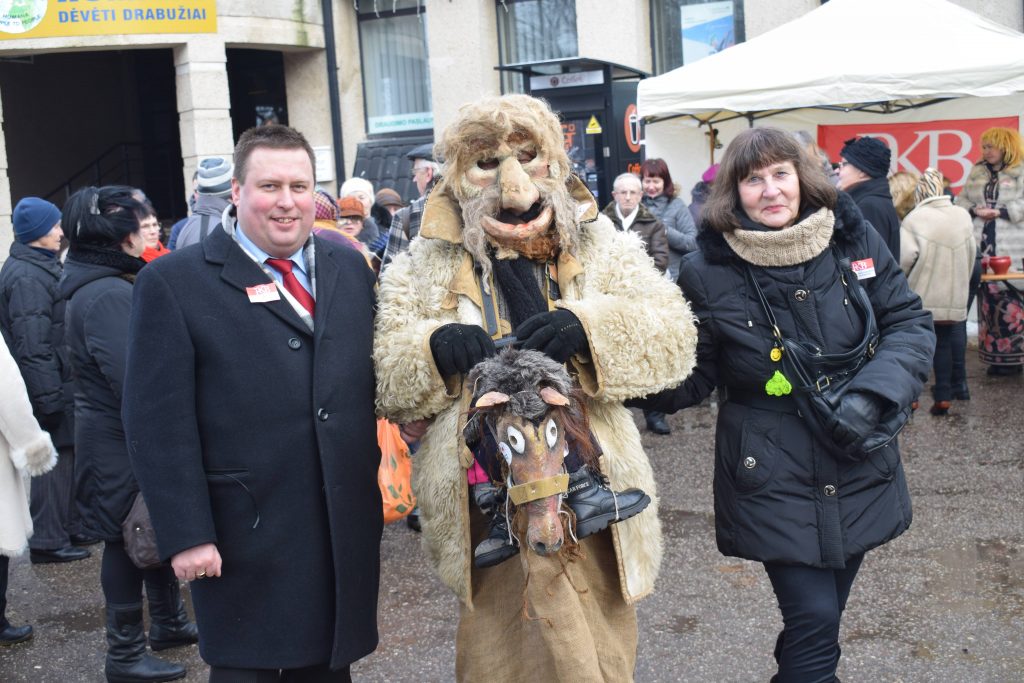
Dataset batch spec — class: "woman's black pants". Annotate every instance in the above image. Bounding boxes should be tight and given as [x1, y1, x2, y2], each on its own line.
[763, 553, 864, 683]
[101, 540, 176, 604]
[0, 554, 9, 627]
[933, 321, 967, 402]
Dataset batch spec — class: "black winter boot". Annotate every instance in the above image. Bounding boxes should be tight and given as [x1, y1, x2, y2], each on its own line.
[473, 486, 519, 569]
[105, 603, 186, 683]
[566, 467, 651, 539]
[145, 577, 198, 651]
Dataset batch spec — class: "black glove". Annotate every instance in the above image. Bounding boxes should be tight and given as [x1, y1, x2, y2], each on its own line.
[515, 309, 588, 363]
[429, 324, 497, 377]
[830, 391, 884, 450]
[37, 411, 64, 434]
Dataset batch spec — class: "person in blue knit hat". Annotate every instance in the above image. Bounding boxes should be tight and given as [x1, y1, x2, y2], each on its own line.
[0, 197, 93, 566]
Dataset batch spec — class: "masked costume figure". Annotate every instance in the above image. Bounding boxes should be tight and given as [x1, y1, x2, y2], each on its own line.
[374, 95, 697, 681]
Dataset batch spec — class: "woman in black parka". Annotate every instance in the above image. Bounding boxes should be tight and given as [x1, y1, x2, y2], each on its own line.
[62, 186, 196, 683]
[642, 128, 934, 682]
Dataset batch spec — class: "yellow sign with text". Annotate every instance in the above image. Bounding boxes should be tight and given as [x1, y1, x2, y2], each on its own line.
[585, 115, 602, 135]
[0, 1, 217, 41]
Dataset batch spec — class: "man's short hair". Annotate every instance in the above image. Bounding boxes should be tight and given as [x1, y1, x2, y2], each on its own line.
[234, 124, 316, 184]
[612, 173, 642, 193]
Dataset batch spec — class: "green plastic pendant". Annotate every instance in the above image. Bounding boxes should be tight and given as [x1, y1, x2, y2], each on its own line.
[765, 370, 792, 397]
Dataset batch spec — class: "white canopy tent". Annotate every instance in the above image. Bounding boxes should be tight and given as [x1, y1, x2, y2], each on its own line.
[637, 0, 1024, 187]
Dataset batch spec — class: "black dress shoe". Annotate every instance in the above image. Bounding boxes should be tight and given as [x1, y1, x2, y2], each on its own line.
[30, 546, 91, 564]
[0, 623, 33, 646]
[70, 533, 101, 546]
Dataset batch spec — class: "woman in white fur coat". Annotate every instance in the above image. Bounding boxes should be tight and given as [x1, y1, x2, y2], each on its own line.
[0, 336, 57, 645]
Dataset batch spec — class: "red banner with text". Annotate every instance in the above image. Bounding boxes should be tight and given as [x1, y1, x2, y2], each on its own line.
[819, 117, 1020, 193]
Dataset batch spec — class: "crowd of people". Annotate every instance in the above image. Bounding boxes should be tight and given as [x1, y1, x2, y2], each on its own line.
[0, 93, 1020, 683]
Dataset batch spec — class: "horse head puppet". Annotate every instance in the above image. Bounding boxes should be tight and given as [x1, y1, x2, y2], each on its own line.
[465, 347, 599, 557]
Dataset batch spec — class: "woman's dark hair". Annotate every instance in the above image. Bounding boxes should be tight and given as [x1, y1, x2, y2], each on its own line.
[703, 127, 838, 233]
[639, 158, 676, 199]
[63, 186, 146, 250]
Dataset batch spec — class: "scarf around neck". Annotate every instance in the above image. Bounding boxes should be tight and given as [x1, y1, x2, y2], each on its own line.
[723, 207, 834, 267]
[67, 244, 145, 282]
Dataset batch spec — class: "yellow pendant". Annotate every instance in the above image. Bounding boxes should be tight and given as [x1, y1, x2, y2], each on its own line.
[770, 347, 783, 362]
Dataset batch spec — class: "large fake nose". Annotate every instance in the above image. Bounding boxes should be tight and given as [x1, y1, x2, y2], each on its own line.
[498, 156, 541, 214]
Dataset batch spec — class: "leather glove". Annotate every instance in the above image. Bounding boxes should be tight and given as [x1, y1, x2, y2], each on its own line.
[515, 309, 588, 363]
[429, 324, 496, 377]
[830, 391, 884, 450]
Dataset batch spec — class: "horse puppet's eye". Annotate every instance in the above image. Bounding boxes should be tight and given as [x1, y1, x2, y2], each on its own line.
[498, 442, 513, 464]
[506, 426, 525, 454]
[545, 419, 558, 448]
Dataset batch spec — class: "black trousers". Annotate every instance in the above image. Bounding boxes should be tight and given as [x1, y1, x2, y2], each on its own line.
[764, 553, 864, 683]
[29, 444, 77, 549]
[208, 663, 351, 683]
[101, 541, 176, 605]
[0, 555, 9, 627]
[933, 321, 968, 402]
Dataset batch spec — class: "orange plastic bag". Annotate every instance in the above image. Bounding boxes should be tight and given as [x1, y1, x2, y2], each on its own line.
[377, 418, 416, 524]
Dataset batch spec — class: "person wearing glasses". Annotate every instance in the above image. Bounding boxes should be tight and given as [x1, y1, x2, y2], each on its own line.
[836, 136, 901, 260]
[378, 143, 442, 272]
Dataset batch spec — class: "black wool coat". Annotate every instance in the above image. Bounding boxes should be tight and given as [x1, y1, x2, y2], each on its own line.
[648, 193, 934, 568]
[62, 259, 137, 540]
[123, 227, 382, 670]
[0, 242, 74, 446]
[847, 176, 901, 261]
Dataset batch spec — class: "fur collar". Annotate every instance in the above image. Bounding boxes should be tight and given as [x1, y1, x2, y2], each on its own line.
[696, 191, 866, 265]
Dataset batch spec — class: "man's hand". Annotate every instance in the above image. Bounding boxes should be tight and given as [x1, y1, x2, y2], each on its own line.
[171, 543, 223, 582]
[399, 419, 431, 445]
[975, 207, 1000, 220]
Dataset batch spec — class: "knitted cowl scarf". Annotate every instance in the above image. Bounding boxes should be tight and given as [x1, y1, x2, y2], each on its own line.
[723, 206, 835, 267]
[66, 243, 146, 283]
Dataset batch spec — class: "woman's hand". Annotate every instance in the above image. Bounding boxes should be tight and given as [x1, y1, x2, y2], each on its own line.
[975, 207, 1000, 220]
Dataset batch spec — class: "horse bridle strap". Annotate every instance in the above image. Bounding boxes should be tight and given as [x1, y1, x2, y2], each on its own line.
[507, 473, 569, 505]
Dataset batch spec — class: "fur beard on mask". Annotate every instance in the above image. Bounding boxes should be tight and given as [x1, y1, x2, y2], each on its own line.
[459, 176, 580, 293]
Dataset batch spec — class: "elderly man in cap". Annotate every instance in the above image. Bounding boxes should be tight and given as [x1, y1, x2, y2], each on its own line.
[0, 197, 90, 564]
[174, 156, 234, 250]
[379, 142, 441, 271]
[837, 136, 901, 258]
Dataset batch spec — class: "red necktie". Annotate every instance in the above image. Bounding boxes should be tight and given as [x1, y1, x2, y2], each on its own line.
[265, 258, 315, 316]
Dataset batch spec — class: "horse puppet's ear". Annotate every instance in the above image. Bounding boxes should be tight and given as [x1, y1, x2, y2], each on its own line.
[539, 386, 570, 406]
[475, 391, 510, 408]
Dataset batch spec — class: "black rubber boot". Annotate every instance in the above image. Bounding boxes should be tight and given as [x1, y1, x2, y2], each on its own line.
[472, 486, 519, 569]
[644, 410, 671, 435]
[145, 578, 198, 651]
[566, 467, 651, 539]
[105, 603, 186, 683]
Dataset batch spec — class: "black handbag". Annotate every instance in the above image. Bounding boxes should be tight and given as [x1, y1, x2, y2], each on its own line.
[121, 492, 165, 570]
[746, 252, 910, 460]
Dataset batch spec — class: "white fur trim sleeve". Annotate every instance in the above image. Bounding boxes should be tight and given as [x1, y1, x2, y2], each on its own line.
[374, 243, 467, 423]
[560, 217, 698, 401]
[0, 340, 58, 476]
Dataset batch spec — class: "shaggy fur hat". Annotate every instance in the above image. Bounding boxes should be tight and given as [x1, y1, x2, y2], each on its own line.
[840, 137, 891, 179]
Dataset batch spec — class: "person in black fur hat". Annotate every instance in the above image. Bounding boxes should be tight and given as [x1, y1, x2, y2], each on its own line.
[837, 136, 901, 258]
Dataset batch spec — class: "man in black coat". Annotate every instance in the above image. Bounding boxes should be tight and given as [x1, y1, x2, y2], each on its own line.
[0, 198, 90, 564]
[837, 136, 901, 259]
[123, 125, 382, 680]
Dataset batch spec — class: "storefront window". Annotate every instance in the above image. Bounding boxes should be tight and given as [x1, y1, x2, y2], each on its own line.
[496, 0, 578, 93]
[358, 0, 433, 135]
[651, 0, 744, 74]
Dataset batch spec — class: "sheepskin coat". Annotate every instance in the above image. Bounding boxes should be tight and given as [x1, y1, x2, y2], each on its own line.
[374, 176, 697, 608]
[955, 161, 1024, 261]
[0, 337, 57, 557]
[900, 196, 977, 322]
